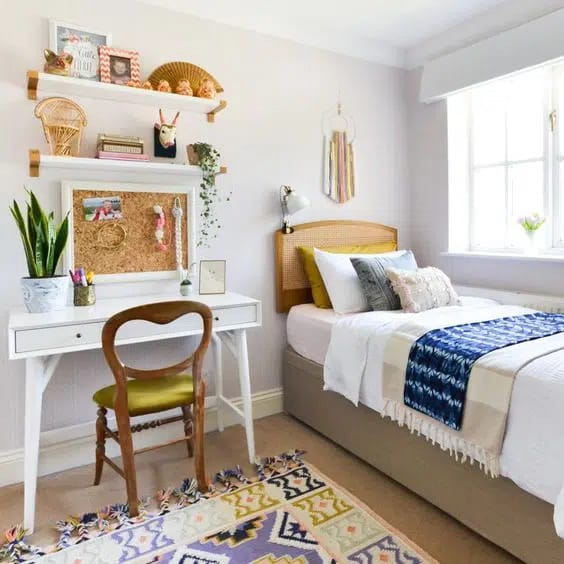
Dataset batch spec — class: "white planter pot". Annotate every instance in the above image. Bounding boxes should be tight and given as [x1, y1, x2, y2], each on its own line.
[21, 276, 69, 313]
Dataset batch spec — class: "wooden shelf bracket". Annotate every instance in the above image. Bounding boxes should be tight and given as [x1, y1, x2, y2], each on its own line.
[207, 100, 227, 123]
[29, 149, 40, 177]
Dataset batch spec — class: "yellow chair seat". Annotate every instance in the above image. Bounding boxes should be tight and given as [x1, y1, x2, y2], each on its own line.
[93, 374, 194, 417]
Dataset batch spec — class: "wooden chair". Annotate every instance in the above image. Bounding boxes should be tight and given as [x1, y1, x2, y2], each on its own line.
[93, 301, 212, 516]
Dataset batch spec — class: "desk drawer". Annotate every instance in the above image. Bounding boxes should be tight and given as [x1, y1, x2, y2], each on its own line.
[15, 322, 104, 353]
[213, 305, 257, 327]
[14, 304, 258, 354]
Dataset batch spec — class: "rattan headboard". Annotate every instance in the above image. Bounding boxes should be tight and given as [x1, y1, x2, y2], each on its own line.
[275, 220, 397, 313]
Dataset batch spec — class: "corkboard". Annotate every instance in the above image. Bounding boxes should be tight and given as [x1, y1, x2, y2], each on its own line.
[71, 188, 189, 275]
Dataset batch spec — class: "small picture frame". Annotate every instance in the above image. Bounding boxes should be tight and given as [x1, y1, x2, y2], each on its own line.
[49, 20, 111, 80]
[199, 260, 226, 295]
[99, 46, 140, 85]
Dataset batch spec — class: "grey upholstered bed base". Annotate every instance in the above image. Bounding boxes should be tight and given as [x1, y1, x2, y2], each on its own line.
[283, 346, 564, 563]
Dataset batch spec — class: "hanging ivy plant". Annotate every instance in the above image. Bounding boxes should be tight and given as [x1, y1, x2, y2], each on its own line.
[191, 142, 230, 247]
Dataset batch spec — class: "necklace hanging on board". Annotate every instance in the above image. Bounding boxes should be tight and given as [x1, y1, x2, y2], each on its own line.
[322, 102, 356, 203]
[172, 197, 185, 280]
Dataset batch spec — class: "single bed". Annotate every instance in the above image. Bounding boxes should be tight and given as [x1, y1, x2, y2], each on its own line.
[276, 220, 564, 563]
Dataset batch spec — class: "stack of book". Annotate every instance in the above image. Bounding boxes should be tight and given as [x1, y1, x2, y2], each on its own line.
[96, 134, 149, 161]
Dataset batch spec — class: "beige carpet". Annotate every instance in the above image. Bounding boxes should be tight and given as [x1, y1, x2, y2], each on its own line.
[0, 414, 518, 563]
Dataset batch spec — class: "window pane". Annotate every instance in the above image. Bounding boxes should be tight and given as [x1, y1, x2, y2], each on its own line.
[508, 161, 545, 247]
[472, 166, 506, 248]
[557, 72, 564, 156]
[472, 82, 506, 166]
[507, 72, 545, 161]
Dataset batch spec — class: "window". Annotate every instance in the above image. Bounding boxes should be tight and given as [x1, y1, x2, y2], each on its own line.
[447, 64, 564, 253]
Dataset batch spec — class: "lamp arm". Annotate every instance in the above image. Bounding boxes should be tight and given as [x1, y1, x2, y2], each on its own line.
[279, 185, 291, 233]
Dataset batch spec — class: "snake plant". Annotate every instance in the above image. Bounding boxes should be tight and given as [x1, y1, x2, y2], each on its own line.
[10, 190, 69, 278]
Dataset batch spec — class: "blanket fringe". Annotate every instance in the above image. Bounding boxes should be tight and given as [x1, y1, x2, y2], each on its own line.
[0, 450, 305, 563]
[382, 400, 500, 478]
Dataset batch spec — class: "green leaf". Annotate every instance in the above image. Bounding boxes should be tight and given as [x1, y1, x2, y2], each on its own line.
[51, 212, 69, 275]
[10, 200, 38, 277]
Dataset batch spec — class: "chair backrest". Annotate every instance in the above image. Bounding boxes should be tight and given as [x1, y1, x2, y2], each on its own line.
[102, 301, 213, 389]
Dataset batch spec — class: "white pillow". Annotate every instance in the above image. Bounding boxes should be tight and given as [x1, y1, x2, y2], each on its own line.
[314, 248, 406, 314]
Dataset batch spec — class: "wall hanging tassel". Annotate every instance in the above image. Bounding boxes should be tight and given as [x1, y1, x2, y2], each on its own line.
[322, 101, 356, 203]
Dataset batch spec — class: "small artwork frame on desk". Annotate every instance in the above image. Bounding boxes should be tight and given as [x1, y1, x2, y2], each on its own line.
[199, 260, 226, 295]
[99, 46, 141, 85]
[49, 20, 111, 80]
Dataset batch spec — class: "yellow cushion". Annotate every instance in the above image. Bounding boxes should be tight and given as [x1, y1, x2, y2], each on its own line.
[93, 374, 194, 417]
[298, 242, 397, 308]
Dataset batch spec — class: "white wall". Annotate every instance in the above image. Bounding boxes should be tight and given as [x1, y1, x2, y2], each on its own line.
[407, 68, 564, 296]
[0, 0, 410, 453]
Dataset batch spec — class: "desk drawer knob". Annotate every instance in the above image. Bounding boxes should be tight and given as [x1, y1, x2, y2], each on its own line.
[214, 316, 219, 321]
[76, 333, 82, 339]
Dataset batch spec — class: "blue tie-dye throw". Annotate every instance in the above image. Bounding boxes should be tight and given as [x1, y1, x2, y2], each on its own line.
[404, 312, 564, 430]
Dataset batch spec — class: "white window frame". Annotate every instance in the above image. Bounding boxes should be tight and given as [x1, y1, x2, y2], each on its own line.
[449, 65, 564, 255]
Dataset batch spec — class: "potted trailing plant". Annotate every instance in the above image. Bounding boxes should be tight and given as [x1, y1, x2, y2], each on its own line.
[10, 190, 70, 312]
[188, 142, 229, 247]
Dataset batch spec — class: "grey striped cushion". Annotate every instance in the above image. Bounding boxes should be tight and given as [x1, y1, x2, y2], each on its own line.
[350, 251, 418, 311]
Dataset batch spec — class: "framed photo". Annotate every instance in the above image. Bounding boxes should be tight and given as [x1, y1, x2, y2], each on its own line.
[199, 260, 226, 295]
[99, 46, 141, 85]
[49, 20, 111, 80]
[62, 181, 196, 283]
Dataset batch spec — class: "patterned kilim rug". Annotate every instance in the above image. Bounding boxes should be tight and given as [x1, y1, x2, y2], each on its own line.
[1, 452, 436, 563]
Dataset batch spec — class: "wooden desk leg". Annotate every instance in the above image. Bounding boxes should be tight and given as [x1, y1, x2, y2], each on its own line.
[234, 330, 256, 462]
[211, 333, 224, 432]
[24, 355, 61, 533]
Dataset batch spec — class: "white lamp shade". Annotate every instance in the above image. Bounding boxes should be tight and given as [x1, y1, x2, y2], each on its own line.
[285, 191, 310, 215]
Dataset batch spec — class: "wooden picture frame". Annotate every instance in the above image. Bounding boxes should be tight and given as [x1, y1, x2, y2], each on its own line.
[99, 46, 141, 85]
[49, 20, 111, 81]
[199, 260, 226, 295]
[62, 180, 196, 283]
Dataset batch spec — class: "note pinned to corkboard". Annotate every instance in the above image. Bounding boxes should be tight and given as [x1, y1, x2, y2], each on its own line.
[63, 182, 195, 282]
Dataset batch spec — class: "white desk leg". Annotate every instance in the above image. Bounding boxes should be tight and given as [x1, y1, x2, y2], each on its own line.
[23, 355, 61, 533]
[234, 330, 255, 462]
[211, 333, 224, 432]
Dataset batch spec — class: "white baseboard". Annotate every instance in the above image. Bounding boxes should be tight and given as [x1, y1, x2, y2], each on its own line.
[0, 388, 283, 488]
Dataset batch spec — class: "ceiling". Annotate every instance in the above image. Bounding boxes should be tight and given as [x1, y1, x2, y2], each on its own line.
[137, 0, 558, 67]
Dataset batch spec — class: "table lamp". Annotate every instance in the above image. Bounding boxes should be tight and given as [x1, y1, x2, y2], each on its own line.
[279, 185, 310, 234]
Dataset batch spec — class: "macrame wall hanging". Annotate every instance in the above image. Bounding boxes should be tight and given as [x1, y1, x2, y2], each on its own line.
[323, 102, 356, 203]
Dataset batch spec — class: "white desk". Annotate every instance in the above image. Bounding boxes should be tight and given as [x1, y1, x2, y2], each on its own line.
[8, 291, 262, 533]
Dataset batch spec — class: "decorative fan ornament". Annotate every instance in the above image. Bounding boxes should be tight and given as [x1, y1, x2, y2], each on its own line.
[147, 62, 223, 97]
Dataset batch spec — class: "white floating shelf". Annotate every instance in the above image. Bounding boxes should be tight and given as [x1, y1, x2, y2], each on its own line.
[27, 71, 227, 122]
[29, 150, 227, 179]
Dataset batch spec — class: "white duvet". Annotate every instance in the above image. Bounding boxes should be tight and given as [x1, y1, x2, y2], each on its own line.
[323, 297, 564, 537]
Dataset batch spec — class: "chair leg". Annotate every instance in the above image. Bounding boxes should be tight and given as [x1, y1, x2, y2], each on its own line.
[94, 406, 107, 486]
[194, 381, 208, 493]
[181, 405, 194, 458]
[115, 409, 139, 517]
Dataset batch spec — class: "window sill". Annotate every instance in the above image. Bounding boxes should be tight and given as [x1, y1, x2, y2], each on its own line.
[441, 251, 564, 263]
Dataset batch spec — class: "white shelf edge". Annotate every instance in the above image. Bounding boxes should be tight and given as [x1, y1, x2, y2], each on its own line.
[28, 71, 225, 116]
[33, 153, 204, 178]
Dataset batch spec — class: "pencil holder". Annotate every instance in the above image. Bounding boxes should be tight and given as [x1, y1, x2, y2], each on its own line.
[74, 285, 96, 306]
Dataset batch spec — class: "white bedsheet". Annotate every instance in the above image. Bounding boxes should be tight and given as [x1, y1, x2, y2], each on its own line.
[322, 298, 564, 536]
[287, 304, 352, 365]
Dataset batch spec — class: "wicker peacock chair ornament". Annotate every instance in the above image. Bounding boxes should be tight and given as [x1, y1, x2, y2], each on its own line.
[34, 97, 87, 157]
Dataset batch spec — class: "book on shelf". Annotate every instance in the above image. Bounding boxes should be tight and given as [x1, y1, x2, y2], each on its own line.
[96, 151, 150, 161]
[96, 133, 144, 155]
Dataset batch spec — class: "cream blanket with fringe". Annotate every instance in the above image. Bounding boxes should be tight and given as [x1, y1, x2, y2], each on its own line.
[382, 306, 564, 477]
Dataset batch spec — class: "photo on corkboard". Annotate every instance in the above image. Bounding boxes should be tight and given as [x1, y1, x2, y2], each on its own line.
[62, 181, 196, 283]
[83, 196, 122, 221]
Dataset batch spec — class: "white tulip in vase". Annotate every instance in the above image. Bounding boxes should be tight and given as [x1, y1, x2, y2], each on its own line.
[517, 213, 545, 255]
[10, 190, 70, 313]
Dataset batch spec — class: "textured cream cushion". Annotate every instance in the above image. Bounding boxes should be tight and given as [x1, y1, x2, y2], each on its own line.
[385, 266, 460, 313]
